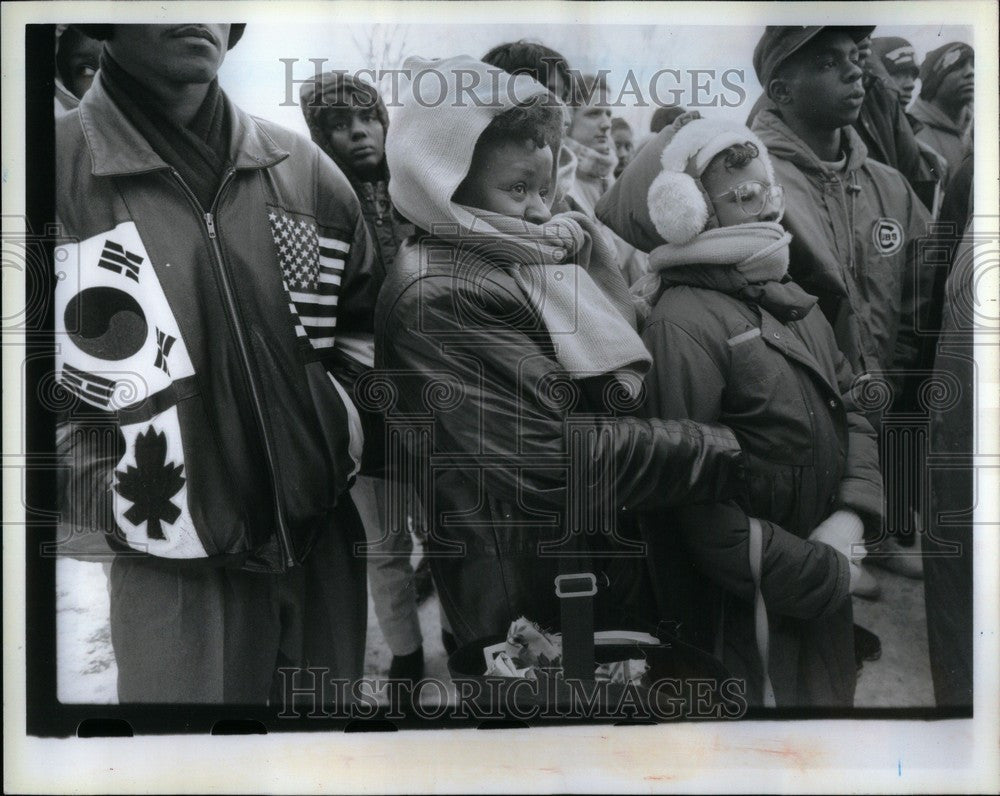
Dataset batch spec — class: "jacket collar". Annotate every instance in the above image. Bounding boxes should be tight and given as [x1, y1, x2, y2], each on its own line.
[78, 72, 289, 177]
[909, 97, 963, 135]
[752, 108, 868, 176]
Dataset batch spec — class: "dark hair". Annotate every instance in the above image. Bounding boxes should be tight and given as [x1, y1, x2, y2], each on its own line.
[477, 98, 563, 152]
[709, 141, 761, 172]
[481, 40, 572, 101]
[611, 117, 632, 133]
[650, 105, 686, 133]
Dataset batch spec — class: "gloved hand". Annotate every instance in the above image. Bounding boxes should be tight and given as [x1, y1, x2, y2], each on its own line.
[808, 509, 866, 594]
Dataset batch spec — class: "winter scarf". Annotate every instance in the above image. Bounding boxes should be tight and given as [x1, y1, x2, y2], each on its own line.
[99, 51, 230, 210]
[649, 222, 791, 284]
[565, 136, 618, 183]
[447, 207, 651, 378]
[647, 222, 816, 322]
[386, 54, 650, 381]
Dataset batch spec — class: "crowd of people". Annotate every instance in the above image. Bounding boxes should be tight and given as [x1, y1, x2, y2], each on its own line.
[54, 23, 975, 711]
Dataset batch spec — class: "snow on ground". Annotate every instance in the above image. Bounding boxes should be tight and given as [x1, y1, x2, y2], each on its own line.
[56, 554, 933, 708]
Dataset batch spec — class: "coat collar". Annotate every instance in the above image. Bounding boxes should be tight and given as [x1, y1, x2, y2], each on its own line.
[752, 108, 868, 176]
[77, 72, 290, 177]
[909, 98, 963, 135]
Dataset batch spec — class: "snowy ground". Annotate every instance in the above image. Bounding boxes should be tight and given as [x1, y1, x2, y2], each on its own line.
[55, 553, 934, 708]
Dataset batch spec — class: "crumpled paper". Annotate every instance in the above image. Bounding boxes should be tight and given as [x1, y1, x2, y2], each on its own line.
[483, 616, 648, 685]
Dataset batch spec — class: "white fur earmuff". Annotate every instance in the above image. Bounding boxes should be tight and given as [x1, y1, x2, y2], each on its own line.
[647, 118, 775, 245]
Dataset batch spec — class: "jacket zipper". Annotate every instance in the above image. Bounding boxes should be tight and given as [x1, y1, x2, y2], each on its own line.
[170, 167, 297, 570]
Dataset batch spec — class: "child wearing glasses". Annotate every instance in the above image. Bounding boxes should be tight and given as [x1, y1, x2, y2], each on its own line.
[597, 116, 882, 707]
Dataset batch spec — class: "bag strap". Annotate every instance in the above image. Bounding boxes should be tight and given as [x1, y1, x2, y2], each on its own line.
[555, 572, 597, 682]
[748, 517, 777, 707]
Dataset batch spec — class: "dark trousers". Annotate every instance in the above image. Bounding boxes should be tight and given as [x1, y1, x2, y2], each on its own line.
[109, 501, 366, 704]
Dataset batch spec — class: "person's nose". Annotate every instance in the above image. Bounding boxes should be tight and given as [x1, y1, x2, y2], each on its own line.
[845, 59, 863, 84]
[350, 117, 369, 141]
[599, 115, 612, 131]
[759, 206, 781, 223]
[525, 194, 551, 224]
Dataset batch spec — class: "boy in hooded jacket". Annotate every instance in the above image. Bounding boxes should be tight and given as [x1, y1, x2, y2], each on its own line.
[596, 116, 882, 707]
[376, 55, 747, 646]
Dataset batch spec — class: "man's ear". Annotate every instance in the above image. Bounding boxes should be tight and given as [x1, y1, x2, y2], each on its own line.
[768, 77, 794, 107]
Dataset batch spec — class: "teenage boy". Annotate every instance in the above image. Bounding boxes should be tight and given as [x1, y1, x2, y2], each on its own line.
[871, 36, 920, 108]
[750, 26, 931, 398]
[909, 42, 975, 179]
[56, 24, 377, 703]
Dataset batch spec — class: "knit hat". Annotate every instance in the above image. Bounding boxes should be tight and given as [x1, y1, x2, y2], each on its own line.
[753, 26, 875, 94]
[871, 36, 919, 77]
[73, 24, 247, 50]
[919, 42, 974, 100]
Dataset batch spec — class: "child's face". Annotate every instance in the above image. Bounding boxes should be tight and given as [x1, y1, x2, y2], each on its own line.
[322, 106, 385, 178]
[569, 98, 613, 153]
[612, 128, 634, 166]
[778, 30, 865, 130]
[453, 139, 553, 224]
[702, 154, 784, 227]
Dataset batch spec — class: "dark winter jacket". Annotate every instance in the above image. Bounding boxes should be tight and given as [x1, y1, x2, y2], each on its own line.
[55, 74, 377, 571]
[751, 109, 932, 408]
[638, 266, 882, 707]
[909, 98, 970, 181]
[855, 58, 939, 211]
[374, 235, 748, 645]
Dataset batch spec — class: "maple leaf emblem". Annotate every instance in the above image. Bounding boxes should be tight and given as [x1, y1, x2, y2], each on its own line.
[114, 426, 186, 540]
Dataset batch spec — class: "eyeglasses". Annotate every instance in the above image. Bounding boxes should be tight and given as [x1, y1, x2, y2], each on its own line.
[710, 180, 785, 218]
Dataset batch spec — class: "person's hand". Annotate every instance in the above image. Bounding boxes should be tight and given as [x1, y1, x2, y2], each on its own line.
[808, 510, 866, 592]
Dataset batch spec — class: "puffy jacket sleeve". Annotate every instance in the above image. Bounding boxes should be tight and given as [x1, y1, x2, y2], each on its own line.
[830, 333, 884, 538]
[672, 502, 851, 619]
[378, 273, 746, 512]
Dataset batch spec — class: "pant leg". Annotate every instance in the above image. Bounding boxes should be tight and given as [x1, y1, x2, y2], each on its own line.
[270, 495, 368, 702]
[353, 475, 422, 656]
[109, 554, 282, 704]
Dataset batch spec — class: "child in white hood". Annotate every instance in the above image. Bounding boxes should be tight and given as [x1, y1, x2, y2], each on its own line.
[376, 56, 748, 646]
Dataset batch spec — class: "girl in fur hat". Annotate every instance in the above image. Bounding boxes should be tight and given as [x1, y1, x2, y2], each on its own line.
[597, 116, 883, 708]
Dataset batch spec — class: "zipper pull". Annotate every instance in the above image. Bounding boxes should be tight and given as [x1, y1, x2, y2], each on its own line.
[205, 213, 217, 239]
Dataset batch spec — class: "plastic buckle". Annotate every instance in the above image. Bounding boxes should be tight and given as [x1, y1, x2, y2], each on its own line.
[554, 572, 598, 599]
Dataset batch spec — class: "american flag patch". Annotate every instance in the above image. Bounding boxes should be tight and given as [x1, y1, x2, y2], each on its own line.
[268, 209, 348, 351]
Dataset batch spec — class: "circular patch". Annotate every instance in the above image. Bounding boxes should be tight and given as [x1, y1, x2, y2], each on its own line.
[64, 287, 148, 361]
[872, 217, 904, 256]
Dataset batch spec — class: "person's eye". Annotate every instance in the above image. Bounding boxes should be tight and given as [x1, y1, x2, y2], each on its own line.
[78, 65, 97, 78]
[509, 183, 527, 196]
[539, 187, 550, 199]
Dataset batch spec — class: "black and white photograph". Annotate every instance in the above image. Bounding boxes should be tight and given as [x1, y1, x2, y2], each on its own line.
[3, 1, 998, 792]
